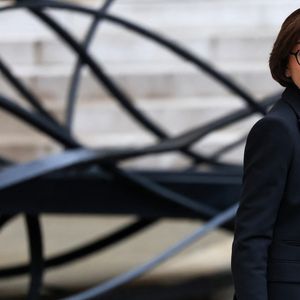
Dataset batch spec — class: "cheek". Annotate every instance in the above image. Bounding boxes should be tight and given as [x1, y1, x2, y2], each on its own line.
[290, 64, 300, 87]
[290, 60, 300, 77]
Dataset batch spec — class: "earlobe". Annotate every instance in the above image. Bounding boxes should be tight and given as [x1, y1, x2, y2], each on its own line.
[286, 67, 291, 78]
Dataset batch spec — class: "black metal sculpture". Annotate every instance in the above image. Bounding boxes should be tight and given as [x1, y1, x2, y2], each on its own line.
[0, 1, 281, 299]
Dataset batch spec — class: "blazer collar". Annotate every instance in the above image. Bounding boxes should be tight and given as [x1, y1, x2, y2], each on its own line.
[282, 82, 300, 122]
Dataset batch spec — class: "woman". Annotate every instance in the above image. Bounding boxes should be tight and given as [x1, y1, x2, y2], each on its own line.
[231, 8, 300, 300]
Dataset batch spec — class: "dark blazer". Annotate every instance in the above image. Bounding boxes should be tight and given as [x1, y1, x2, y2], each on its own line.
[231, 82, 300, 300]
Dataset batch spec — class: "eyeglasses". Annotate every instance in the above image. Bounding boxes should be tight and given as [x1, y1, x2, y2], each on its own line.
[290, 50, 300, 65]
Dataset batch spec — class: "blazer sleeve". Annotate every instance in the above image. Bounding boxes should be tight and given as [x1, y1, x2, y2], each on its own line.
[231, 116, 294, 300]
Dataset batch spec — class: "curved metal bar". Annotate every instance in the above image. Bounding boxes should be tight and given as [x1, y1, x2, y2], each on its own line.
[66, 0, 115, 132]
[185, 134, 248, 173]
[0, 156, 14, 168]
[0, 147, 104, 190]
[0, 93, 80, 148]
[0, 57, 64, 131]
[0, 147, 218, 218]
[105, 163, 218, 216]
[0, 218, 157, 278]
[126, 95, 273, 156]
[60, 203, 238, 300]
[25, 215, 44, 300]
[0, 214, 16, 231]
[184, 92, 281, 171]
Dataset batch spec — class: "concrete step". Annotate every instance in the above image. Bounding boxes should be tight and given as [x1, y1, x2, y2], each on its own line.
[30, 30, 277, 65]
[0, 1, 295, 66]
[0, 1, 297, 37]
[0, 23, 286, 65]
[106, 0, 299, 30]
[0, 62, 282, 101]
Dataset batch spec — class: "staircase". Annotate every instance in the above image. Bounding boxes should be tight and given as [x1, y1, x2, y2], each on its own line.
[0, 0, 297, 164]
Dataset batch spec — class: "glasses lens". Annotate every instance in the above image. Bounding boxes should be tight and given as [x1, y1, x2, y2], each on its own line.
[297, 52, 300, 65]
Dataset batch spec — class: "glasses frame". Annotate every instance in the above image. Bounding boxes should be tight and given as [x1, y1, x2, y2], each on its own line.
[290, 49, 300, 66]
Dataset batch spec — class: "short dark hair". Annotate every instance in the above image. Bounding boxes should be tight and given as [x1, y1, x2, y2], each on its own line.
[269, 9, 300, 87]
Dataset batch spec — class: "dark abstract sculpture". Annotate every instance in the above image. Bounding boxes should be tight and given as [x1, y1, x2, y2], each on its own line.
[0, 1, 280, 299]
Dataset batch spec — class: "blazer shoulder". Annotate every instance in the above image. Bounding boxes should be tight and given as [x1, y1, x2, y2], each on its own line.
[249, 115, 290, 136]
[246, 115, 294, 153]
[267, 97, 298, 129]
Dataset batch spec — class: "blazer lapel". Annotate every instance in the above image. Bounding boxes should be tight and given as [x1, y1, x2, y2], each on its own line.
[282, 83, 300, 123]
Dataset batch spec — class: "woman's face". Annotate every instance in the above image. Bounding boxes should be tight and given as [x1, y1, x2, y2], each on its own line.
[286, 41, 300, 87]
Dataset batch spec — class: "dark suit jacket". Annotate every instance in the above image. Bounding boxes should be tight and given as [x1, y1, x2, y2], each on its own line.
[231, 82, 300, 300]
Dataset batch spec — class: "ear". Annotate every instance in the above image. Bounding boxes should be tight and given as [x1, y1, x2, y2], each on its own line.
[285, 66, 291, 78]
